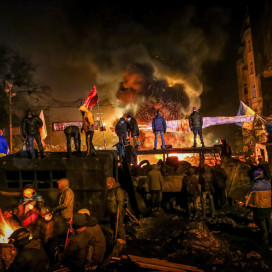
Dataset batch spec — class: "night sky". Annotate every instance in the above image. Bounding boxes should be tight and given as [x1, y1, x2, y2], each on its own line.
[0, 0, 250, 146]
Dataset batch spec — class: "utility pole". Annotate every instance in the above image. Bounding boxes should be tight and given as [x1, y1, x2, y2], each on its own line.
[4, 80, 16, 154]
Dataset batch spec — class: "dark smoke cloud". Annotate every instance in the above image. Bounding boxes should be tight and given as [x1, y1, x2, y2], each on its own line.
[0, 1, 237, 126]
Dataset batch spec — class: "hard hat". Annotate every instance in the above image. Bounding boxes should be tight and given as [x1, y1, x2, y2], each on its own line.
[253, 168, 263, 180]
[8, 227, 30, 244]
[78, 208, 90, 216]
[23, 188, 34, 198]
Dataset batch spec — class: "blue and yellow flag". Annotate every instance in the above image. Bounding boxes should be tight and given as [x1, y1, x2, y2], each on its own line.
[237, 101, 255, 130]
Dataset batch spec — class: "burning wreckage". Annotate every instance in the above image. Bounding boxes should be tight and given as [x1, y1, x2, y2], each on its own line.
[0, 143, 271, 271]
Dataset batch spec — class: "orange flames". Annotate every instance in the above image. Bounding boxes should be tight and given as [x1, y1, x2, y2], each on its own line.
[0, 210, 15, 243]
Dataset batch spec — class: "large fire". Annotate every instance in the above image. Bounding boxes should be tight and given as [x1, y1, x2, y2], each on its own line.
[0, 210, 15, 243]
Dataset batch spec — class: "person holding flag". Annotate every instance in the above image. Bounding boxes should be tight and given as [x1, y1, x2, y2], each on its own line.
[79, 85, 99, 156]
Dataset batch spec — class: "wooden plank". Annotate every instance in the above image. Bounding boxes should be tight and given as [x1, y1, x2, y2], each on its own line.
[127, 255, 204, 272]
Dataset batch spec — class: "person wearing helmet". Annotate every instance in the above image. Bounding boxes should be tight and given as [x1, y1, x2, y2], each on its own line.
[53, 178, 74, 223]
[78, 209, 106, 268]
[22, 109, 45, 159]
[245, 168, 272, 249]
[152, 110, 166, 150]
[79, 106, 96, 156]
[115, 117, 129, 145]
[7, 227, 47, 272]
[126, 114, 140, 150]
[16, 184, 44, 240]
[106, 177, 127, 243]
[189, 107, 205, 148]
[60, 213, 95, 272]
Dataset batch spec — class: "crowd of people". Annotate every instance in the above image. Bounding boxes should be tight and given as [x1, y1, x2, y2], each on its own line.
[4, 176, 127, 272]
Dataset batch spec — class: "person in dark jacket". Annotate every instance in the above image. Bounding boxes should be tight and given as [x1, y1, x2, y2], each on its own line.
[7, 227, 47, 272]
[220, 139, 232, 157]
[0, 129, 9, 155]
[16, 184, 44, 240]
[212, 160, 227, 209]
[64, 125, 81, 158]
[127, 114, 140, 150]
[22, 109, 45, 159]
[181, 167, 201, 218]
[257, 155, 271, 183]
[189, 107, 204, 147]
[60, 213, 93, 272]
[245, 168, 272, 248]
[199, 164, 215, 217]
[147, 164, 163, 212]
[106, 177, 127, 243]
[115, 117, 129, 145]
[152, 110, 166, 150]
[78, 209, 106, 268]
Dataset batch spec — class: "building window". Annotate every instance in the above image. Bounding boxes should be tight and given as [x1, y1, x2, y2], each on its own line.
[248, 40, 251, 52]
[244, 86, 248, 95]
[250, 62, 254, 74]
[252, 85, 256, 98]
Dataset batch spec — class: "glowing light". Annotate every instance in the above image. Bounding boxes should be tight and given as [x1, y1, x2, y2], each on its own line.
[0, 210, 15, 243]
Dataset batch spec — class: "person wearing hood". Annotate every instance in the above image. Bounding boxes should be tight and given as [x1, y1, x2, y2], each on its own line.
[126, 114, 140, 150]
[22, 109, 45, 159]
[245, 168, 272, 248]
[53, 178, 74, 223]
[7, 227, 46, 272]
[152, 110, 166, 150]
[181, 167, 201, 218]
[16, 184, 44, 240]
[147, 164, 163, 212]
[78, 209, 106, 268]
[106, 177, 127, 243]
[0, 129, 9, 156]
[79, 106, 96, 156]
[115, 117, 129, 145]
[199, 164, 215, 217]
[189, 107, 205, 147]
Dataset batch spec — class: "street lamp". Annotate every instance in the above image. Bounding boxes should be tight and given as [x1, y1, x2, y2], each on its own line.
[4, 80, 16, 154]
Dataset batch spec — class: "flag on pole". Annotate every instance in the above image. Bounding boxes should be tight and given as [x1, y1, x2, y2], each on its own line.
[236, 101, 255, 130]
[83, 85, 99, 109]
[39, 110, 47, 145]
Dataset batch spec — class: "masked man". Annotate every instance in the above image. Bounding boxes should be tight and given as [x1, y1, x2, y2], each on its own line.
[16, 184, 44, 240]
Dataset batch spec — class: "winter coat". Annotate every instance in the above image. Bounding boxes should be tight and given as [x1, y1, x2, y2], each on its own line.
[85, 224, 106, 265]
[55, 178, 74, 219]
[199, 165, 215, 193]
[258, 161, 271, 181]
[181, 173, 201, 199]
[152, 113, 166, 133]
[128, 117, 139, 137]
[189, 111, 203, 129]
[213, 166, 227, 189]
[115, 118, 128, 136]
[0, 134, 9, 154]
[62, 228, 93, 272]
[64, 125, 80, 136]
[106, 182, 126, 214]
[147, 165, 163, 191]
[7, 239, 46, 272]
[22, 115, 43, 138]
[245, 178, 271, 209]
[79, 106, 94, 132]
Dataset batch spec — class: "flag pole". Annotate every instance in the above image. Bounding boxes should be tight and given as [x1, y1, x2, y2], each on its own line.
[97, 102, 106, 150]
